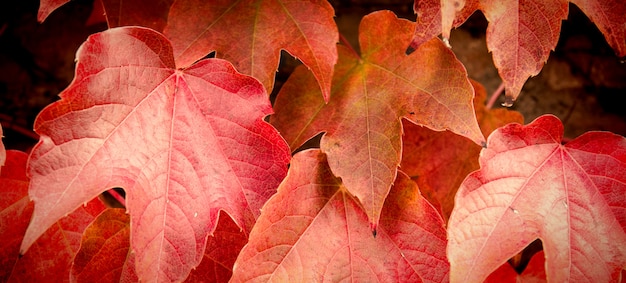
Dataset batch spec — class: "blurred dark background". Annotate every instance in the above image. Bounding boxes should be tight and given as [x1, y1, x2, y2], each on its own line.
[1, 0, 625, 153]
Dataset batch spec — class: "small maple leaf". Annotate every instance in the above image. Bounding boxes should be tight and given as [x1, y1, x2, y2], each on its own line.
[272, 10, 484, 231]
[448, 114, 626, 282]
[232, 149, 449, 282]
[163, 0, 339, 101]
[20, 27, 290, 282]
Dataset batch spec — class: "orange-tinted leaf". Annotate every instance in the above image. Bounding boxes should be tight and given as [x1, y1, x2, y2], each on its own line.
[569, 0, 626, 56]
[163, 0, 338, 100]
[101, 0, 174, 32]
[272, 10, 484, 230]
[21, 27, 290, 282]
[485, 251, 547, 283]
[71, 208, 134, 282]
[448, 115, 626, 282]
[37, 0, 69, 22]
[401, 80, 522, 220]
[6, 190, 106, 282]
[0, 151, 31, 282]
[185, 213, 248, 283]
[232, 149, 449, 282]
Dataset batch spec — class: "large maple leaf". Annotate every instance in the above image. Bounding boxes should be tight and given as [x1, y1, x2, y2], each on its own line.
[163, 0, 338, 101]
[20, 27, 290, 282]
[447, 114, 626, 282]
[271, 10, 484, 231]
[408, 0, 626, 104]
[232, 149, 449, 282]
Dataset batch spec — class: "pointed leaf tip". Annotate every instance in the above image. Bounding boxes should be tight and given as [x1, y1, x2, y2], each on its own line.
[371, 222, 378, 237]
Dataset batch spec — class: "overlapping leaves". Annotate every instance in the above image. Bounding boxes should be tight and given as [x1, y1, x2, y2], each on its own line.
[232, 149, 449, 282]
[401, 80, 523, 221]
[164, 0, 338, 100]
[20, 27, 290, 282]
[272, 10, 484, 230]
[38, 0, 339, 101]
[409, 0, 626, 104]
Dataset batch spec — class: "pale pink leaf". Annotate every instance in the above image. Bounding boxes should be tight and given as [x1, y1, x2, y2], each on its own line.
[448, 114, 626, 282]
[20, 27, 290, 282]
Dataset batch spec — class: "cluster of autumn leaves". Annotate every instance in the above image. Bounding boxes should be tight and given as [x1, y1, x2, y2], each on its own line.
[1, 0, 626, 282]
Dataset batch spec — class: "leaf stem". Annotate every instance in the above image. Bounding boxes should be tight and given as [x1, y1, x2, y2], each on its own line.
[106, 189, 126, 207]
[0, 114, 39, 141]
[339, 33, 359, 58]
[486, 82, 504, 110]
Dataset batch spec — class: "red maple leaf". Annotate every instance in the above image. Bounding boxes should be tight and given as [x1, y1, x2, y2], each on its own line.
[271, 10, 484, 231]
[448, 114, 626, 282]
[232, 149, 449, 282]
[20, 27, 290, 282]
[163, 0, 338, 100]
[408, 0, 626, 104]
